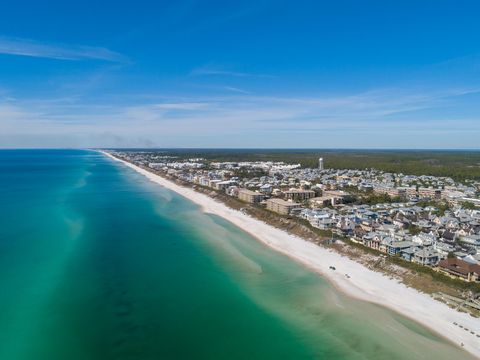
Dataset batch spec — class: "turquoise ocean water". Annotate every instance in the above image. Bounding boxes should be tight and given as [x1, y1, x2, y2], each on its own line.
[0, 150, 472, 359]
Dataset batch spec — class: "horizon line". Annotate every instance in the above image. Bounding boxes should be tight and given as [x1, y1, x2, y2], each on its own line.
[2, 147, 480, 152]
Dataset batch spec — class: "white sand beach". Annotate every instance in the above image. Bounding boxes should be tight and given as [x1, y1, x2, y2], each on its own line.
[103, 151, 480, 358]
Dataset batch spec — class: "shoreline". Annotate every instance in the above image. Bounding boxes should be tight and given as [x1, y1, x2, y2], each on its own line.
[101, 150, 480, 358]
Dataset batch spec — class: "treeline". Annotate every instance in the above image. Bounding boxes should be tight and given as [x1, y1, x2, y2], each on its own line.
[135, 149, 480, 181]
[341, 190, 402, 206]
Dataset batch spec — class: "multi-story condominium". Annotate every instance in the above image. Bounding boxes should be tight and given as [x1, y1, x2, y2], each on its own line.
[238, 189, 265, 204]
[418, 187, 442, 199]
[373, 185, 407, 198]
[284, 189, 316, 201]
[266, 198, 300, 215]
[309, 190, 348, 207]
[405, 187, 418, 197]
[212, 180, 236, 191]
[386, 187, 407, 198]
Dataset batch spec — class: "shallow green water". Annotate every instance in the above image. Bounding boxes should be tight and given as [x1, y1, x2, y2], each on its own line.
[0, 150, 472, 359]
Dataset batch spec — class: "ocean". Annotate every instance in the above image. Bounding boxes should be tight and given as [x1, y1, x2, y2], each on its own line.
[0, 149, 472, 359]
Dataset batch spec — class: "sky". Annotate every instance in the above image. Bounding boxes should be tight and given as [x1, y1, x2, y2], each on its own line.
[1, 0, 480, 149]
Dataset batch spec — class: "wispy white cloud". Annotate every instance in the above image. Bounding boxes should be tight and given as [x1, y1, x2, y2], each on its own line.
[190, 64, 273, 78]
[1, 86, 479, 148]
[224, 86, 250, 94]
[0, 36, 127, 62]
[153, 102, 209, 110]
[190, 66, 251, 77]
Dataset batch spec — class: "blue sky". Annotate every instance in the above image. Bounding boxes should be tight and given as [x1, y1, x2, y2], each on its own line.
[1, 0, 480, 148]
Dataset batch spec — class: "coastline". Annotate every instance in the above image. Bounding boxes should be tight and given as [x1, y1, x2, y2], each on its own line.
[101, 151, 480, 358]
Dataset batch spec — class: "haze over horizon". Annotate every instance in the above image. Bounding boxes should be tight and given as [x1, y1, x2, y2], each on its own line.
[1, 1, 480, 149]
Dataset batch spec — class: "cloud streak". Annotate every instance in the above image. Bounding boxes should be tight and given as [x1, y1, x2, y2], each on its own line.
[0, 37, 127, 62]
[224, 86, 250, 94]
[190, 66, 251, 77]
[190, 64, 273, 78]
[2, 85, 480, 148]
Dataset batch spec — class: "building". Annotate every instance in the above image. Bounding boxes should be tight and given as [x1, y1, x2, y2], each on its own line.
[212, 180, 236, 191]
[373, 186, 406, 198]
[418, 187, 442, 200]
[266, 198, 300, 215]
[386, 241, 416, 256]
[259, 184, 273, 194]
[284, 189, 316, 201]
[386, 187, 407, 198]
[238, 189, 265, 204]
[405, 187, 418, 197]
[438, 258, 480, 282]
[413, 249, 439, 266]
[310, 196, 335, 207]
[208, 179, 222, 188]
[309, 190, 348, 207]
[318, 157, 324, 170]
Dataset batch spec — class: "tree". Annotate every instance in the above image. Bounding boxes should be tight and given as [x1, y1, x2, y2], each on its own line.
[407, 224, 421, 235]
[461, 201, 477, 210]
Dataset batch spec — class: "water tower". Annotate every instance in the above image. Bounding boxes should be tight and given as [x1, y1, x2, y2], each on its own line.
[318, 157, 324, 170]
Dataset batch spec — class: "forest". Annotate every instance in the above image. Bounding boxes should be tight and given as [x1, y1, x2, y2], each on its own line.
[120, 148, 480, 181]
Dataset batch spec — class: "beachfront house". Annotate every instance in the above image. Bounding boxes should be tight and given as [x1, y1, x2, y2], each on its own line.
[413, 249, 440, 266]
[438, 258, 480, 282]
